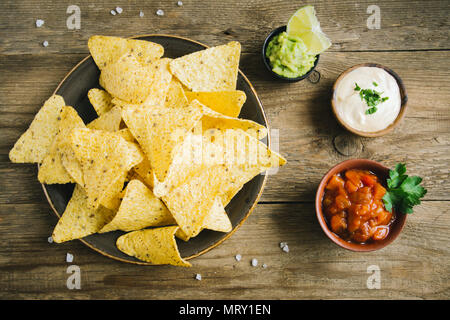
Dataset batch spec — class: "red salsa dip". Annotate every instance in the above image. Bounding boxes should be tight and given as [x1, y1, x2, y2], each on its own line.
[322, 169, 395, 243]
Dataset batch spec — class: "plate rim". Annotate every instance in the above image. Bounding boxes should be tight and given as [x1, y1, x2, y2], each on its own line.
[41, 34, 271, 265]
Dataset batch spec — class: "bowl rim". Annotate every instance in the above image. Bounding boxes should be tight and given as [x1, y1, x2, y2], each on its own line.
[262, 25, 320, 82]
[315, 159, 407, 252]
[331, 63, 408, 138]
[41, 33, 271, 265]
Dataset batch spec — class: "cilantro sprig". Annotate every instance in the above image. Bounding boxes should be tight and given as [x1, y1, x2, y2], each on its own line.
[354, 82, 389, 115]
[382, 163, 427, 214]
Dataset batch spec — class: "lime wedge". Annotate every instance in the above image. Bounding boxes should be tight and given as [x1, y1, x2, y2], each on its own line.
[287, 5, 331, 55]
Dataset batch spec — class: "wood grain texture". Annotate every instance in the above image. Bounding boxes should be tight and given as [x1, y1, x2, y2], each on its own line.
[0, 0, 449, 300]
[0, 202, 448, 299]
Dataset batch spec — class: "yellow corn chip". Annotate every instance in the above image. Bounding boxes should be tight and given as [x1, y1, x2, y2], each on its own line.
[162, 165, 228, 238]
[88, 35, 164, 70]
[206, 128, 286, 206]
[116, 226, 191, 267]
[116, 128, 135, 142]
[99, 171, 127, 211]
[169, 41, 241, 92]
[100, 180, 175, 233]
[58, 143, 84, 186]
[87, 105, 122, 132]
[70, 128, 144, 209]
[132, 156, 154, 188]
[175, 197, 232, 241]
[9, 95, 65, 163]
[52, 185, 115, 243]
[100, 54, 172, 105]
[38, 106, 85, 184]
[88, 88, 114, 116]
[121, 100, 203, 183]
[185, 90, 246, 117]
[196, 100, 267, 139]
[165, 79, 189, 108]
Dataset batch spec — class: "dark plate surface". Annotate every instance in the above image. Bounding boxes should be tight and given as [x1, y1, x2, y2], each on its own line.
[43, 35, 269, 264]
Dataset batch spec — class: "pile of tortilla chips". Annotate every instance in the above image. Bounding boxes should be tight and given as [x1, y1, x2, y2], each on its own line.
[9, 35, 286, 267]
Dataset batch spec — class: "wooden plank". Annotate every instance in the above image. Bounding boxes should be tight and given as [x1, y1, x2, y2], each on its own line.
[0, 51, 448, 202]
[0, 201, 448, 299]
[0, 0, 449, 55]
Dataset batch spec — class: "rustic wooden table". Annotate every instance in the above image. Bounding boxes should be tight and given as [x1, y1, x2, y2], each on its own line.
[0, 0, 448, 300]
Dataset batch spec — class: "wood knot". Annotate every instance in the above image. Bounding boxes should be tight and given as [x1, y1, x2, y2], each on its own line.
[333, 132, 363, 156]
[307, 70, 321, 84]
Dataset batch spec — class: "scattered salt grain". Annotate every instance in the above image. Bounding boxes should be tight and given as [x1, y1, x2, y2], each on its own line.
[177, 1, 183, 6]
[139, 11, 144, 17]
[235, 254, 242, 261]
[262, 263, 267, 268]
[279, 242, 287, 249]
[110, 9, 117, 16]
[66, 253, 74, 263]
[36, 19, 44, 28]
[156, 9, 164, 16]
[47, 236, 53, 243]
[282, 244, 290, 253]
[195, 273, 202, 280]
[115, 7, 123, 14]
[251, 258, 258, 267]
[42, 40, 49, 47]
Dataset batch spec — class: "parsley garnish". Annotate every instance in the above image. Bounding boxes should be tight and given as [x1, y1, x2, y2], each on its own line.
[382, 163, 427, 214]
[354, 83, 389, 115]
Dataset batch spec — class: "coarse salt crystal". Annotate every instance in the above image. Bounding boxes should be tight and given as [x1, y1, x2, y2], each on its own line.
[251, 258, 258, 267]
[279, 242, 286, 249]
[42, 40, 49, 47]
[156, 9, 164, 16]
[195, 273, 202, 280]
[139, 11, 144, 17]
[282, 244, 289, 253]
[177, 1, 183, 6]
[110, 9, 117, 16]
[36, 19, 44, 28]
[66, 253, 74, 263]
[235, 254, 242, 261]
[262, 263, 267, 268]
[116, 7, 123, 14]
[47, 236, 53, 243]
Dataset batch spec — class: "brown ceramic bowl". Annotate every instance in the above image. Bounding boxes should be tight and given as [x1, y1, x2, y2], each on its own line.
[315, 159, 407, 251]
[331, 63, 408, 138]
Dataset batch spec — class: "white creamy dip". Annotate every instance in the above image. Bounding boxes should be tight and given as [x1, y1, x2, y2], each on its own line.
[334, 66, 401, 132]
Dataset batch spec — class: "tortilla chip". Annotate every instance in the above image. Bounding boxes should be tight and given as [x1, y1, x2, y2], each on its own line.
[206, 128, 286, 205]
[52, 185, 115, 243]
[175, 197, 232, 241]
[169, 41, 241, 92]
[162, 165, 228, 238]
[38, 106, 85, 184]
[121, 100, 203, 183]
[99, 171, 127, 210]
[132, 156, 154, 188]
[116, 226, 191, 267]
[70, 128, 144, 209]
[10, 95, 65, 163]
[58, 143, 84, 186]
[87, 105, 122, 132]
[165, 79, 189, 108]
[88, 35, 164, 70]
[100, 180, 175, 233]
[99, 54, 172, 105]
[88, 88, 114, 116]
[185, 90, 246, 117]
[116, 128, 135, 142]
[196, 100, 267, 139]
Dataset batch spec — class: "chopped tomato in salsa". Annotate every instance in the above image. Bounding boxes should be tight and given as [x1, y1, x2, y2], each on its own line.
[322, 169, 394, 243]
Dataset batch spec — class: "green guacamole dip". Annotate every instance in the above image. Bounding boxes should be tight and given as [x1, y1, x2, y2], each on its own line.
[266, 32, 316, 78]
